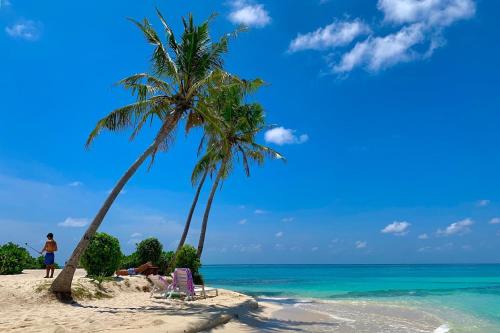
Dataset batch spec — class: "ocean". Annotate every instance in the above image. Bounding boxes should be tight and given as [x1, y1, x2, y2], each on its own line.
[201, 264, 500, 332]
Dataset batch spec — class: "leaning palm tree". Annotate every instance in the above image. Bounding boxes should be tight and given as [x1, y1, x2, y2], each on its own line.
[51, 10, 238, 298]
[168, 159, 212, 272]
[194, 75, 285, 258]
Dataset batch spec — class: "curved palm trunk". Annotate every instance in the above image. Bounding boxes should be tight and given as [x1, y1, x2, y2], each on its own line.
[50, 115, 180, 300]
[168, 169, 208, 272]
[197, 163, 225, 258]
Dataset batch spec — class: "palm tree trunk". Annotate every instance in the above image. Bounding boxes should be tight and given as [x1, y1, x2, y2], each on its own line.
[50, 115, 180, 300]
[168, 169, 208, 272]
[196, 163, 225, 258]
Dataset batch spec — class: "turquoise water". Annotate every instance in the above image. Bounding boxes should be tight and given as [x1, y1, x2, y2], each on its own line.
[201, 264, 500, 332]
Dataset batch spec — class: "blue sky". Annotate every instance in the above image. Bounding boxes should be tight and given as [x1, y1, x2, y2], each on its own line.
[1, 0, 499, 264]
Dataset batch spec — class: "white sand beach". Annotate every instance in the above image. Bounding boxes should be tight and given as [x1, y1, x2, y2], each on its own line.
[0, 269, 256, 333]
[0, 269, 448, 333]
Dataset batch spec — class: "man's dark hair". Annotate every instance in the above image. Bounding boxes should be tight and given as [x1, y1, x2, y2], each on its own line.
[47, 233, 54, 239]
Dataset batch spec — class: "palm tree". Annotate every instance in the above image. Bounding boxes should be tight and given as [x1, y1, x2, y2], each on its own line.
[194, 75, 285, 258]
[167, 168, 208, 273]
[51, 10, 238, 298]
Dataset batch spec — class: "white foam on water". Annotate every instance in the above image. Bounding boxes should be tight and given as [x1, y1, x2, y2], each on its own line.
[433, 324, 450, 333]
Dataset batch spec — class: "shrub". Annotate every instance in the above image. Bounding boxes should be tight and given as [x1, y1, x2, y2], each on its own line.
[136, 238, 163, 266]
[175, 245, 203, 284]
[158, 251, 174, 275]
[81, 233, 122, 277]
[0, 242, 31, 275]
[120, 252, 140, 269]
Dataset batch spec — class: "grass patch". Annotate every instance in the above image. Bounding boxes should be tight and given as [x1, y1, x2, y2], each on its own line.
[35, 281, 51, 293]
[72, 284, 94, 300]
[94, 290, 112, 299]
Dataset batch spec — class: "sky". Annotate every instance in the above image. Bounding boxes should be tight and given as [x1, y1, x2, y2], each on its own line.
[1, 0, 499, 265]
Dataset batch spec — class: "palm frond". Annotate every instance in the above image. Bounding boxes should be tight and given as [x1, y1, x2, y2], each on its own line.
[250, 142, 286, 161]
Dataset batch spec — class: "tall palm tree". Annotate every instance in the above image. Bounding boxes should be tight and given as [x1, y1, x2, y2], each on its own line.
[194, 75, 285, 258]
[51, 10, 238, 298]
[168, 167, 209, 273]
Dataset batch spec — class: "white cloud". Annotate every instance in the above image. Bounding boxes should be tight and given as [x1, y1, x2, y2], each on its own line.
[289, 19, 371, 52]
[418, 233, 429, 239]
[334, 0, 475, 73]
[437, 218, 474, 236]
[281, 217, 294, 222]
[130, 232, 142, 238]
[58, 217, 89, 228]
[489, 218, 500, 225]
[311, 246, 319, 252]
[5, 20, 42, 41]
[275, 231, 283, 238]
[334, 23, 428, 73]
[68, 181, 83, 187]
[264, 127, 309, 145]
[291, 0, 476, 74]
[477, 199, 490, 207]
[254, 209, 267, 214]
[228, 0, 271, 28]
[378, 0, 476, 26]
[381, 221, 411, 236]
[238, 219, 248, 225]
[355, 240, 367, 249]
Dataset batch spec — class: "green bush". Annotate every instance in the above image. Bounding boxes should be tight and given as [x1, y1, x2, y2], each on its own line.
[0, 242, 31, 275]
[81, 233, 122, 277]
[120, 252, 140, 269]
[175, 245, 203, 284]
[159, 251, 174, 275]
[136, 238, 163, 266]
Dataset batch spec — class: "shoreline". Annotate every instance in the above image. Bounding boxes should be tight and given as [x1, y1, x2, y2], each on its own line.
[213, 296, 450, 333]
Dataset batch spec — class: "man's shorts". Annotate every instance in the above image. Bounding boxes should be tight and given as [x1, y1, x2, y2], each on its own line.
[44, 252, 55, 265]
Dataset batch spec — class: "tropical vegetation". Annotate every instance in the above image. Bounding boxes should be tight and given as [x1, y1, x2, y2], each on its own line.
[80, 233, 122, 277]
[193, 73, 285, 257]
[50, 9, 238, 296]
[0, 242, 59, 275]
[50, 8, 284, 299]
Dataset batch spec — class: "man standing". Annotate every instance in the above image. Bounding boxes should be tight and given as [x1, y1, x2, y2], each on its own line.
[41, 233, 58, 278]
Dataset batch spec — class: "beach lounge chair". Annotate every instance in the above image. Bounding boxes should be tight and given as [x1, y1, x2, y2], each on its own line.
[166, 268, 195, 300]
[195, 284, 219, 298]
[148, 274, 171, 298]
[166, 268, 218, 300]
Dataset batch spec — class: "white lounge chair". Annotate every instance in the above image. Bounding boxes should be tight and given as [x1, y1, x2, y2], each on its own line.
[195, 284, 219, 298]
[148, 274, 170, 298]
[166, 268, 218, 300]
